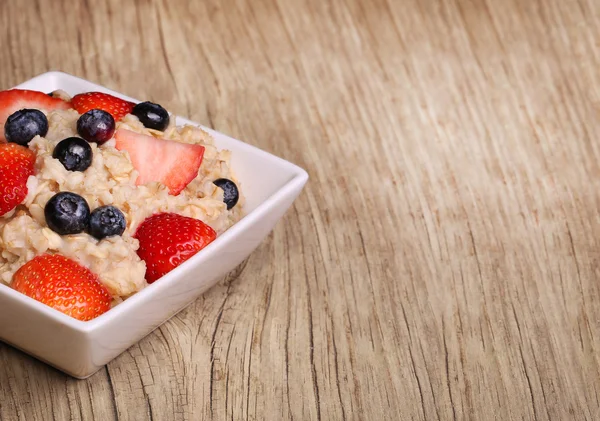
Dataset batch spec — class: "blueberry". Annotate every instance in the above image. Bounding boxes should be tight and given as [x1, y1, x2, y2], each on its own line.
[131, 101, 170, 131]
[53, 137, 93, 172]
[77, 109, 115, 145]
[88, 205, 126, 240]
[45, 192, 91, 235]
[5, 109, 48, 146]
[213, 178, 239, 210]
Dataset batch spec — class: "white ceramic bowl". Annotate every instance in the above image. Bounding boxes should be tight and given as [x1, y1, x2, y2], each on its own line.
[0, 72, 308, 378]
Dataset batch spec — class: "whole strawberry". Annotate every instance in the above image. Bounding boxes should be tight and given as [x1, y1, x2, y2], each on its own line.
[12, 254, 112, 321]
[0, 143, 35, 216]
[134, 213, 217, 283]
[71, 92, 134, 121]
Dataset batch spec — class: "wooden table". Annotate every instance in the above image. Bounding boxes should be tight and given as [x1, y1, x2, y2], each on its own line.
[1, 0, 599, 419]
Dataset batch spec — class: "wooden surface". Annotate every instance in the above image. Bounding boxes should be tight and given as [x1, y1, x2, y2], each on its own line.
[0, 0, 599, 419]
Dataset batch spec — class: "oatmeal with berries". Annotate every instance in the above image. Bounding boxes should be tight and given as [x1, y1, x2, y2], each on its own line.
[0, 89, 243, 320]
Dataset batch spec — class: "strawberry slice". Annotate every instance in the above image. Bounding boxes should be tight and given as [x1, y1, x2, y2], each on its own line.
[0, 143, 36, 216]
[71, 92, 134, 121]
[12, 254, 112, 321]
[134, 213, 217, 283]
[114, 129, 205, 195]
[0, 89, 71, 142]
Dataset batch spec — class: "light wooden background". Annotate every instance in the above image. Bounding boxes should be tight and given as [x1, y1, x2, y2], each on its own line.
[1, 0, 599, 419]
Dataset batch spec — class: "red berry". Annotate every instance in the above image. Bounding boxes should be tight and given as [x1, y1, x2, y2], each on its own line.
[71, 92, 134, 121]
[0, 143, 35, 216]
[134, 213, 217, 283]
[114, 129, 205, 195]
[12, 254, 112, 321]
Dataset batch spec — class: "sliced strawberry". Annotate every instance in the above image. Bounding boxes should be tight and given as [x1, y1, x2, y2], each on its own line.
[0, 89, 71, 142]
[134, 213, 217, 283]
[114, 129, 205, 195]
[71, 92, 134, 121]
[0, 143, 36, 216]
[12, 254, 112, 321]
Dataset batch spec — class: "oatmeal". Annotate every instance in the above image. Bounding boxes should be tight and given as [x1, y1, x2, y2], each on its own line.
[0, 90, 243, 303]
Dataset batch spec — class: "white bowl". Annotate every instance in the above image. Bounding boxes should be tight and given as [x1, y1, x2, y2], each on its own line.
[0, 71, 308, 378]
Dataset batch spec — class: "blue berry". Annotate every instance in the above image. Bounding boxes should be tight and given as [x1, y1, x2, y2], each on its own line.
[5, 109, 48, 146]
[131, 101, 170, 131]
[88, 206, 126, 240]
[53, 137, 93, 172]
[213, 178, 239, 210]
[45, 192, 91, 235]
[77, 109, 115, 145]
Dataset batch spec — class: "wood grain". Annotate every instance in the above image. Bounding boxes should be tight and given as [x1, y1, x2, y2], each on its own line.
[1, 0, 599, 419]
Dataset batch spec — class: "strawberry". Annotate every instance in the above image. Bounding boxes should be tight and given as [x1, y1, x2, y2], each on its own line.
[0, 89, 71, 142]
[0, 143, 36, 216]
[134, 213, 217, 283]
[12, 254, 111, 321]
[71, 92, 134, 121]
[114, 129, 205, 195]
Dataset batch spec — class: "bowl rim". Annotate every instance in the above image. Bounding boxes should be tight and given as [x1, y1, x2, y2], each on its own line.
[0, 71, 308, 333]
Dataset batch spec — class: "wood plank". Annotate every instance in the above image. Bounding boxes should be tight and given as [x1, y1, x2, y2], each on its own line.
[0, 0, 599, 419]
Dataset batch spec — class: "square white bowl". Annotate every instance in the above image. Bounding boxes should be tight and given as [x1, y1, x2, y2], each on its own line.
[0, 71, 308, 378]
